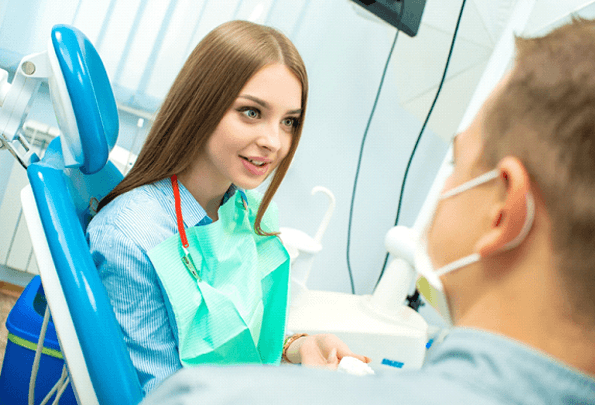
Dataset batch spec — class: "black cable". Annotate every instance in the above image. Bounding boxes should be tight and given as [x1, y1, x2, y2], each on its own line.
[374, 0, 468, 289]
[346, 29, 399, 295]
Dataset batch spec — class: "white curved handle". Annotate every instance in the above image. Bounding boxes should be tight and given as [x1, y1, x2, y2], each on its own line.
[372, 226, 418, 312]
[384, 225, 416, 265]
[312, 186, 335, 244]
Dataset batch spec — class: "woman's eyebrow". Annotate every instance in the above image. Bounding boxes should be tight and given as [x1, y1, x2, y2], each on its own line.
[238, 94, 302, 115]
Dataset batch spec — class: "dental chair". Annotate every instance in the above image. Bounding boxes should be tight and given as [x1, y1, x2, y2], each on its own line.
[0, 24, 143, 405]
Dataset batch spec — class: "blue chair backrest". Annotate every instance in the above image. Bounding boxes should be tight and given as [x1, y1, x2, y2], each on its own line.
[26, 25, 143, 405]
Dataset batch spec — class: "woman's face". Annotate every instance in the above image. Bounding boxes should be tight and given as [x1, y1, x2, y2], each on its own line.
[198, 63, 302, 191]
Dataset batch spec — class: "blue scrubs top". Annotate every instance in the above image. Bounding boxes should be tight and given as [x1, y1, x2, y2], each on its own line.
[140, 328, 595, 404]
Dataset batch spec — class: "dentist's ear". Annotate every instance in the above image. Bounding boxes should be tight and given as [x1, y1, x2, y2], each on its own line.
[476, 156, 531, 257]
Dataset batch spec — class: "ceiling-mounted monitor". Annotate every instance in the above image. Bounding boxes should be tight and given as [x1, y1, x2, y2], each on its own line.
[351, 0, 427, 37]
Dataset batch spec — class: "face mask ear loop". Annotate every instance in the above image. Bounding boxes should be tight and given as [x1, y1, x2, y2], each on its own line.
[441, 169, 500, 199]
[429, 169, 502, 280]
[434, 253, 481, 278]
[434, 191, 535, 280]
[503, 191, 535, 250]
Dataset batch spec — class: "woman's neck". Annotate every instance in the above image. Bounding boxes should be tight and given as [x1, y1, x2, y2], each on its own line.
[176, 169, 230, 222]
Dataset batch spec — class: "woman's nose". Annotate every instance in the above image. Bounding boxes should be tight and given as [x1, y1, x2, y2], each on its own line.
[257, 122, 282, 152]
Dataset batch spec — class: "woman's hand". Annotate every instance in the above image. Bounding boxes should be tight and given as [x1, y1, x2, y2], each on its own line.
[285, 334, 371, 369]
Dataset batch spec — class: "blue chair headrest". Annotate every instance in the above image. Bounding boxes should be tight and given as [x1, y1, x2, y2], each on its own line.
[49, 24, 119, 175]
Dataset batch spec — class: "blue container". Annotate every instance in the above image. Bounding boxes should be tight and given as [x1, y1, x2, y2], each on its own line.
[0, 276, 77, 404]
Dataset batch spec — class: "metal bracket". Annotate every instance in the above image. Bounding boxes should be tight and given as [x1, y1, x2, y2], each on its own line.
[0, 130, 39, 168]
[0, 51, 52, 168]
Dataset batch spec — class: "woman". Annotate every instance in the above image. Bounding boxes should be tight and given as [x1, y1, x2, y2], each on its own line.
[87, 20, 368, 395]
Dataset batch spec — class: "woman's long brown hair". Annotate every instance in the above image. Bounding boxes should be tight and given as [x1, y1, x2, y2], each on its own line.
[98, 20, 308, 235]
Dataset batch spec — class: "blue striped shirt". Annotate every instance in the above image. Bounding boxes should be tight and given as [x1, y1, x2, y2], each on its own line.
[86, 178, 237, 395]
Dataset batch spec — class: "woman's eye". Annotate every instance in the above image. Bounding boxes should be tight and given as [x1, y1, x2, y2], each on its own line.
[240, 108, 260, 119]
[282, 117, 298, 128]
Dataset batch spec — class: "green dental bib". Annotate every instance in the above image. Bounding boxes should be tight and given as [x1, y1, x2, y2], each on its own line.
[148, 187, 290, 366]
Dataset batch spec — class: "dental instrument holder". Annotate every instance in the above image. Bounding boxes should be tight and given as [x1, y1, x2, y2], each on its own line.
[285, 192, 429, 372]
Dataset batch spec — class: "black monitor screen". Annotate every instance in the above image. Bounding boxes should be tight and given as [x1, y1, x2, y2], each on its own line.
[351, 0, 427, 37]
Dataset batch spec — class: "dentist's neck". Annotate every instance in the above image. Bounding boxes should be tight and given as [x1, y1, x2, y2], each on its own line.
[456, 231, 595, 376]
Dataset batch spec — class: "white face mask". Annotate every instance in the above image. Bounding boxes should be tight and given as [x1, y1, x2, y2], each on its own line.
[414, 169, 535, 326]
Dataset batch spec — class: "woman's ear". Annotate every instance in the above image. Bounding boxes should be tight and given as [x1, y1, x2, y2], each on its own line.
[476, 156, 531, 257]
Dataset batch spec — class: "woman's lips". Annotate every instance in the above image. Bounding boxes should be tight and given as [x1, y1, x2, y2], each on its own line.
[240, 156, 270, 175]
